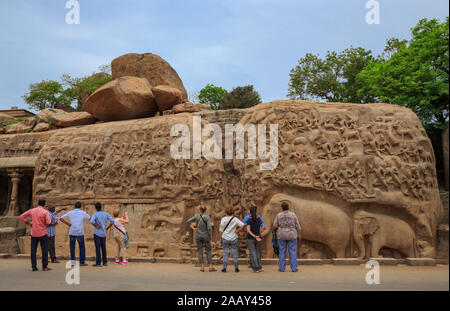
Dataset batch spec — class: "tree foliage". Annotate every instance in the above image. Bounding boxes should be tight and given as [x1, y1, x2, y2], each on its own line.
[221, 85, 262, 110]
[61, 72, 112, 110]
[198, 83, 228, 110]
[357, 17, 449, 129]
[23, 65, 112, 111]
[288, 47, 375, 103]
[22, 80, 74, 111]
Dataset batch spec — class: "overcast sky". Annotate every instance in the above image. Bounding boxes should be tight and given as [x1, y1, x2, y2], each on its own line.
[0, 0, 448, 112]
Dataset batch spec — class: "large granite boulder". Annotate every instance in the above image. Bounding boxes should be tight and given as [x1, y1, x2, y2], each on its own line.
[48, 111, 96, 128]
[152, 85, 183, 111]
[111, 53, 187, 100]
[84, 76, 158, 121]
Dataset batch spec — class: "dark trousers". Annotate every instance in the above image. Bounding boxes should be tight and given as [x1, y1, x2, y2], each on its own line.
[30, 235, 49, 269]
[94, 234, 107, 265]
[48, 236, 56, 262]
[69, 235, 86, 265]
[247, 239, 262, 271]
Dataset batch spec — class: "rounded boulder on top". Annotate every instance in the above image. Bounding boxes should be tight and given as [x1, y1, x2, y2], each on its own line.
[84, 76, 158, 121]
[111, 53, 188, 100]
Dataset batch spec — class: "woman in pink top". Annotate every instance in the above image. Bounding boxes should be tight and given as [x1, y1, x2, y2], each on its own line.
[113, 209, 130, 264]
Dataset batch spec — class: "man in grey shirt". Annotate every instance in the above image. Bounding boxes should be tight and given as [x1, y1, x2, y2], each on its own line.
[186, 204, 217, 272]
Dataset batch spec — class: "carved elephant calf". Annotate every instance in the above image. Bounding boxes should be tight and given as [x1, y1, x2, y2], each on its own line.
[261, 193, 351, 258]
[353, 210, 417, 258]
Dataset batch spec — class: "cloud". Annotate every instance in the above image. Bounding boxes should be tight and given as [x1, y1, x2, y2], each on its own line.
[0, 0, 448, 110]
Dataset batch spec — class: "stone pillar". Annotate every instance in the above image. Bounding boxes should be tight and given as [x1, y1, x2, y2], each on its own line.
[5, 170, 23, 216]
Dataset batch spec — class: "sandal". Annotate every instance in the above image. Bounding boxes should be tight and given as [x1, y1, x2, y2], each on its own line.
[200, 267, 205, 272]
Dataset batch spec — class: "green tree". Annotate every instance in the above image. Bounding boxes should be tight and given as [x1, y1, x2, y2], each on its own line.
[198, 83, 228, 110]
[221, 85, 262, 110]
[23, 64, 112, 112]
[288, 47, 376, 103]
[61, 72, 112, 110]
[357, 17, 449, 129]
[22, 80, 75, 111]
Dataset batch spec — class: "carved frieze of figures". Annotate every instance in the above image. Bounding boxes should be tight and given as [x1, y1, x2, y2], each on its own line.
[24, 100, 442, 259]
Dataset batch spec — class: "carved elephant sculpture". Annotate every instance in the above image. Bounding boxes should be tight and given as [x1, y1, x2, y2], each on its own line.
[261, 193, 351, 258]
[353, 210, 417, 258]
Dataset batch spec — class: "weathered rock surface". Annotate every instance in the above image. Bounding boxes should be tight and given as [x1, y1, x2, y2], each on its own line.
[83, 76, 158, 121]
[36, 109, 66, 123]
[152, 85, 183, 111]
[3, 117, 36, 134]
[238, 100, 442, 258]
[0, 100, 442, 259]
[48, 111, 96, 128]
[0, 113, 14, 124]
[33, 122, 50, 132]
[0, 217, 26, 254]
[166, 102, 212, 114]
[442, 126, 449, 190]
[111, 53, 187, 100]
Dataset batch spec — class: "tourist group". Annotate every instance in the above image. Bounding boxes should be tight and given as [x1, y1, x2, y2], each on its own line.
[20, 199, 301, 273]
[187, 203, 301, 273]
[19, 199, 130, 271]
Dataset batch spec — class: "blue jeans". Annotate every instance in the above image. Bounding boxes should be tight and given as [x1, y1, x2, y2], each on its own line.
[94, 234, 107, 265]
[222, 238, 239, 269]
[69, 235, 86, 265]
[278, 239, 298, 272]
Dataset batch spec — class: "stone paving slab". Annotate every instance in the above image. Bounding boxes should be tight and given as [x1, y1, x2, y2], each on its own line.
[405, 258, 437, 266]
[0, 258, 448, 291]
[10, 254, 449, 265]
[332, 258, 364, 265]
[368, 258, 398, 265]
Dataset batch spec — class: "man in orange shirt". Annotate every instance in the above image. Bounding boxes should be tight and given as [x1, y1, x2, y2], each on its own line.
[20, 199, 52, 271]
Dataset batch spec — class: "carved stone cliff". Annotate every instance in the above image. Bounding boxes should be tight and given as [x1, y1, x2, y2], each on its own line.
[0, 100, 443, 259]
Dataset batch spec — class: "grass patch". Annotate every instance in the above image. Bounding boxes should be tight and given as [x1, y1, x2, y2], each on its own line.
[1, 119, 21, 127]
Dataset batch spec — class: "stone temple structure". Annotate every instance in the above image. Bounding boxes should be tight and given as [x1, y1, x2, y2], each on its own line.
[0, 53, 446, 260]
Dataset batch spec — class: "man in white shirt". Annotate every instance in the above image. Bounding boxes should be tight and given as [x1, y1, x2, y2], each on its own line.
[219, 205, 244, 273]
[60, 201, 91, 266]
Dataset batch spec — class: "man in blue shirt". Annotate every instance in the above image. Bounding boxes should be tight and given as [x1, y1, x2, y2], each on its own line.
[90, 202, 115, 267]
[242, 213, 265, 226]
[60, 201, 91, 266]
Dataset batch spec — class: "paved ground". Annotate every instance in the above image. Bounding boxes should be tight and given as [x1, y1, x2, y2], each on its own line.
[0, 259, 448, 291]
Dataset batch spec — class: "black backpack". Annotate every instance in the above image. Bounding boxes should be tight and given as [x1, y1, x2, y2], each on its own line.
[272, 231, 279, 256]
